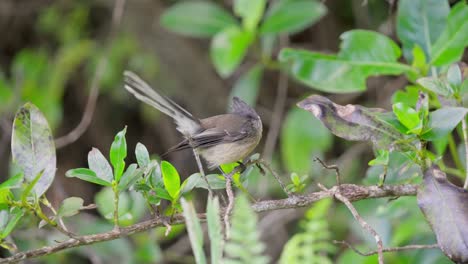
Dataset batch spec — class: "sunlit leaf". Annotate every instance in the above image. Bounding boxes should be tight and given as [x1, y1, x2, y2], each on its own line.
[161, 161, 181, 199]
[234, 0, 265, 31]
[66, 168, 112, 186]
[11, 103, 56, 196]
[110, 127, 127, 182]
[88, 148, 113, 183]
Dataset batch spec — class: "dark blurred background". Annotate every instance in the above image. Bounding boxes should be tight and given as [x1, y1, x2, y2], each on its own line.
[0, 0, 462, 263]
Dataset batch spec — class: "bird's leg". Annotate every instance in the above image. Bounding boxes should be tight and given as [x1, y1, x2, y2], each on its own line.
[191, 147, 213, 197]
[236, 161, 247, 173]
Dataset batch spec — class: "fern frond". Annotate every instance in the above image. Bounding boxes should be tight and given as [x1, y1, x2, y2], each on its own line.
[223, 195, 269, 264]
[279, 198, 335, 264]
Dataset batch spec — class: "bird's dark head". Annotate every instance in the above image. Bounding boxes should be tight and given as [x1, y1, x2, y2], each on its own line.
[231, 97, 260, 120]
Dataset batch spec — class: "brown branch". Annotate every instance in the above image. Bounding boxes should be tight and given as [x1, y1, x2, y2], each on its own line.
[54, 0, 127, 148]
[0, 184, 417, 263]
[333, 240, 439, 256]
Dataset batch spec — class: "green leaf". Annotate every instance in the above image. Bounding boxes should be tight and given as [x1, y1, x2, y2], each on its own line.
[297, 95, 409, 150]
[57, 197, 84, 218]
[0, 207, 24, 239]
[0, 173, 23, 191]
[417, 166, 468, 263]
[396, 0, 449, 62]
[153, 187, 172, 201]
[260, 0, 326, 35]
[417, 76, 453, 97]
[447, 64, 462, 88]
[135, 143, 150, 168]
[210, 26, 254, 77]
[66, 168, 112, 186]
[421, 107, 468, 141]
[160, 1, 237, 38]
[88, 148, 113, 183]
[431, 2, 468, 66]
[234, 0, 266, 31]
[161, 161, 181, 199]
[181, 198, 207, 264]
[188, 173, 227, 190]
[21, 170, 44, 202]
[392, 85, 420, 106]
[118, 164, 143, 191]
[206, 196, 222, 264]
[392, 103, 422, 134]
[11, 103, 56, 196]
[95, 187, 130, 222]
[279, 30, 414, 93]
[281, 108, 332, 174]
[229, 65, 263, 107]
[110, 127, 127, 182]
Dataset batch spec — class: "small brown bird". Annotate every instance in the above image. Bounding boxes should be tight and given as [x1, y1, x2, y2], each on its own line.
[123, 71, 263, 170]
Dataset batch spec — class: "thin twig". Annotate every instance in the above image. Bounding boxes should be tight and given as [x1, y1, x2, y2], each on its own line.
[314, 157, 341, 186]
[318, 183, 384, 264]
[259, 159, 293, 197]
[462, 117, 468, 190]
[333, 240, 439, 256]
[0, 184, 418, 263]
[262, 35, 289, 161]
[224, 174, 234, 239]
[193, 148, 213, 196]
[54, 0, 127, 148]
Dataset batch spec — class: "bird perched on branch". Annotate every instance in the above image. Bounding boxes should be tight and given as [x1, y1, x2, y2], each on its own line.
[123, 71, 263, 170]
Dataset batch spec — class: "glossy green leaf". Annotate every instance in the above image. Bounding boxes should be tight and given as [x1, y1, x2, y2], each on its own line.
[57, 197, 84, 218]
[229, 65, 263, 107]
[417, 77, 453, 97]
[135, 142, 150, 168]
[234, 0, 265, 31]
[0, 173, 23, 191]
[207, 196, 222, 264]
[66, 168, 112, 186]
[160, 1, 237, 38]
[279, 30, 415, 92]
[392, 85, 420, 107]
[210, 26, 254, 77]
[0, 207, 24, 239]
[118, 164, 143, 191]
[417, 166, 468, 263]
[281, 108, 332, 174]
[396, 0, 449, 62]
[392, 103, 422, 134]
[181, 198, 207, 264]
[161, 161, 180, 199]
[110, 127, 127, 182]
[11, 103, 56, 196]
[431, 2, 468, 66]
[260, 0, 326, 35]
[88, 148, 113, 183]
[421, 107, 468, 140]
